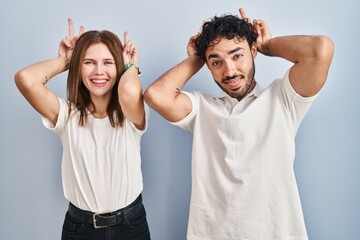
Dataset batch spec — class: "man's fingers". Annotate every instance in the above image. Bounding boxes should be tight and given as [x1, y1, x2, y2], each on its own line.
[239, 8, 251, 23]
[239, 8, 248, 18]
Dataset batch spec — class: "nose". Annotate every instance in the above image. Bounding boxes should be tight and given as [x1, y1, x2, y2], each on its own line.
[94, 63, 104, 75]
[224, 61, 237, 76]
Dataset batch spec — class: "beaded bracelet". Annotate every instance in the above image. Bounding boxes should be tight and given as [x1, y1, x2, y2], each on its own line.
[124, 62, 141, 76]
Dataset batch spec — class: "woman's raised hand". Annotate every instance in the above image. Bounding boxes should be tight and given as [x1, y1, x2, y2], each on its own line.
[122, 31, 138, 65]
[58, 18, 84, 62]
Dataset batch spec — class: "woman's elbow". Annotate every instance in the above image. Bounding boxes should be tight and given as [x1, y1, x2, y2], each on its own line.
[14, 70, 31, 91]
[119, 82, 143, 104]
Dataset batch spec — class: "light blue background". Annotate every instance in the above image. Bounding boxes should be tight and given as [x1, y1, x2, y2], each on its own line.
[1, 0, 359, 239]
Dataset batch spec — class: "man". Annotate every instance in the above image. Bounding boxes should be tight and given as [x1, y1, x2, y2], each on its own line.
[144, 8, 334, 240]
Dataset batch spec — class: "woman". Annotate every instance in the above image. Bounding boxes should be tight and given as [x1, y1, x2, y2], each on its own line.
[14, 19, 150, 240]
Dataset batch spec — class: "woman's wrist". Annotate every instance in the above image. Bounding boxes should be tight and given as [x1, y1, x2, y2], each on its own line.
[124, 62, 141, 76]
[57, 56, 70, 70]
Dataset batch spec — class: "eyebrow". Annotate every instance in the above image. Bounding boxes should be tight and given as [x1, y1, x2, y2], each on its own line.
[82, 58, 115, 61]
[207, 47, 243, 60]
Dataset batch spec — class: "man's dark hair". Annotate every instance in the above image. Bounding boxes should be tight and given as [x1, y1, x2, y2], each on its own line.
[195, 15, 258, 61]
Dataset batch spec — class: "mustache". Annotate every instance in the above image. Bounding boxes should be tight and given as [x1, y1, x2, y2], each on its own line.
[222, 74, 244, 82]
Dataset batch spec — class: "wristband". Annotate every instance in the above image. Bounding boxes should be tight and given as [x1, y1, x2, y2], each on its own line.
[124, 63, 141, 76]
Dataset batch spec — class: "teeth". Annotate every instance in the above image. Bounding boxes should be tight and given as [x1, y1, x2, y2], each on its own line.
[92, 79, 107, 83]
[224, 78, 238, 84]
[224, 76, 244, 83]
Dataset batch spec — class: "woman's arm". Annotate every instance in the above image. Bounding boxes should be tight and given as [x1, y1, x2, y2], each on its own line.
[118, 32, 146, 130]
[14, 19, 84, 126]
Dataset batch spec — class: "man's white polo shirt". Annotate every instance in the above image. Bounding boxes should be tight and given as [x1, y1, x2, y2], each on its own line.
[172, 69, 316, 240]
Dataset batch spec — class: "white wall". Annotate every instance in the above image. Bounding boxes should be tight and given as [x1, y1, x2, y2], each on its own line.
[1, 0, 359, 239]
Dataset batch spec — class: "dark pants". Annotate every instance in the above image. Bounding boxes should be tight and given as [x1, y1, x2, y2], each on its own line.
[61, 196, 151, 240]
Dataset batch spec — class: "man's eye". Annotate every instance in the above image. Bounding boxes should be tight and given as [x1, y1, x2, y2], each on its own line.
[212, 61, 221, 66]
[234, 54, 243, 59]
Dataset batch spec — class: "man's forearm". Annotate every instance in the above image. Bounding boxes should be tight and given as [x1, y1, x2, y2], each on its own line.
[144, 56, 204, 122]
[264, 35, 334, 97]
[146, 56, 204, 102]
[263, 35, 331, 64]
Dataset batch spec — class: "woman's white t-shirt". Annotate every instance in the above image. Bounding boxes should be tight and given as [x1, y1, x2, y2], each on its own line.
[42, 98, 148, 213]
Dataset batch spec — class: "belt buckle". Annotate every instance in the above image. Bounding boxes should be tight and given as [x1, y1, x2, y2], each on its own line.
[93, 213, 106, 229]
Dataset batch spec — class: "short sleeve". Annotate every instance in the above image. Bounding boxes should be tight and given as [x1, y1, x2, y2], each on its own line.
[170, 91, 197, 133]
[126, 102, 150, 136]
[280, 69, 317, 131]
[41, 98, 68, 135]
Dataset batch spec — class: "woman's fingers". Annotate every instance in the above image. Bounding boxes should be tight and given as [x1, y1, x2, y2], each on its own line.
[68, 18, 84, 39]
[78, 25, 85, 36]
[68, 18, 74, 37]
[62, 37, 72, 48]
[124, 31, 129, 44]
[122, 31, 139, 63]
[123, 32, 136, 54]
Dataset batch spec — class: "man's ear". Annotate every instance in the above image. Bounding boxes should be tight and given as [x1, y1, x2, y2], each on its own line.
[251, 44, 257, 58]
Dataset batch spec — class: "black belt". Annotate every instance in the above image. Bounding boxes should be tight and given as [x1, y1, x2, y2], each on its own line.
[68, 195, 143, 229]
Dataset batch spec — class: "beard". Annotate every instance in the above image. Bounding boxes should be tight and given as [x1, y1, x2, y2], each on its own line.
[215, 59, 256, 101]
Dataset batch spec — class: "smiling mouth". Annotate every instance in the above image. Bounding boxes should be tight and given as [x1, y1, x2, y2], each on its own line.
[222, 75, 244, 89]
[222, 74, 244, 82]
[91, 79, 108, 87]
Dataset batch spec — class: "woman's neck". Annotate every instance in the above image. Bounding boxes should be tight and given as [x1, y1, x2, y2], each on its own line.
[88, 96, 111, 118]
